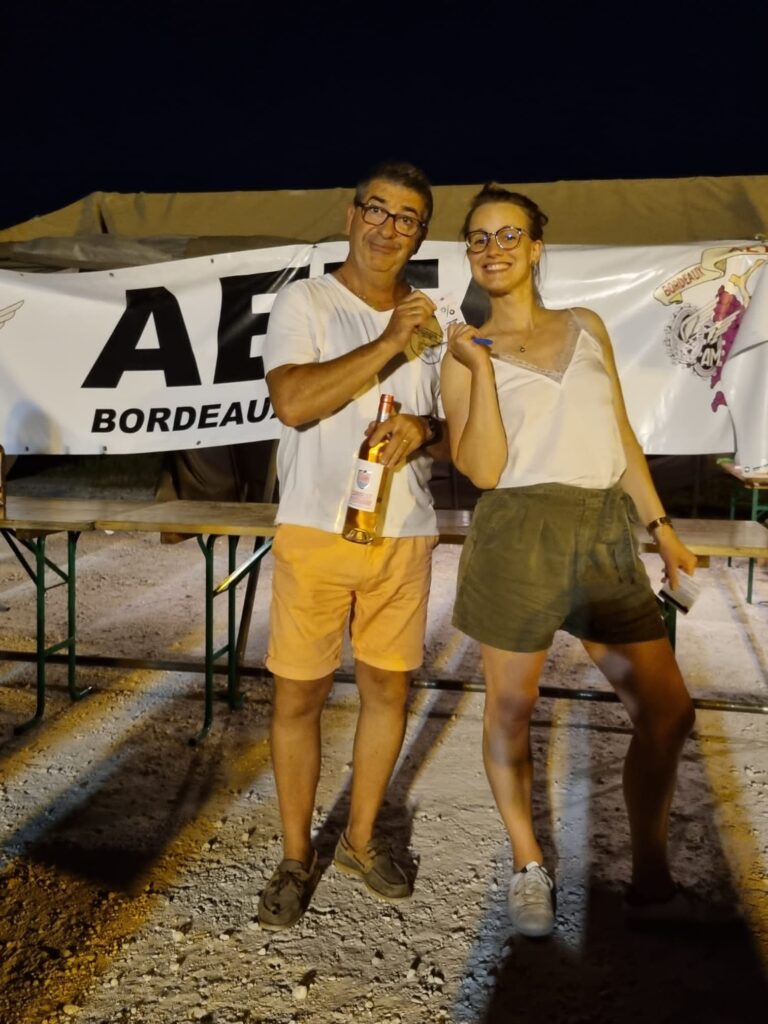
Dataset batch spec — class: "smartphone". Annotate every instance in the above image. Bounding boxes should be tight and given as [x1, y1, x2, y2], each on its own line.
[658, 573, 700, 614]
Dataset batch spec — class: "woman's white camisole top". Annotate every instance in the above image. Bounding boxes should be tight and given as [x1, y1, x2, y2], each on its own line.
[493, 312, 626, 490]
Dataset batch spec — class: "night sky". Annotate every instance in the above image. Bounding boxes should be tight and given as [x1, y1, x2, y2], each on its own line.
[4, 1, 765, 232]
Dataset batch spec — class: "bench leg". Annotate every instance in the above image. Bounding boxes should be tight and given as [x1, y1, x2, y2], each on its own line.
[14, 538, 49, 734]
[747, 558, 755, 605]
[191, 534, 242, 746]
[191, 535, 218, 746]
[746, 488, 768, 605]
[66, 531, 92, 703]
[12, 531, 91, 735]
[727, 485, 736, 566]
[234, 537, 274, 697]
[226, 535, 242, 710]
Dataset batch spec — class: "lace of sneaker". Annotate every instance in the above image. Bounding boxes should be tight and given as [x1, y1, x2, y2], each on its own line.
[514, 862, 553, 904]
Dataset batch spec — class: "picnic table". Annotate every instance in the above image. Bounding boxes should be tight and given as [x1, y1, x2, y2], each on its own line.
[2, 500, 767, 739]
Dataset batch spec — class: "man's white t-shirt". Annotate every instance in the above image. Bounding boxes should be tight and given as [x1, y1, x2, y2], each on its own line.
[262, 274, 442, 537]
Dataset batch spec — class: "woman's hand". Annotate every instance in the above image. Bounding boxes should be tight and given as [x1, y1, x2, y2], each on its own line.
[446, 322, 492, 370]
[655, 525, 697, 590]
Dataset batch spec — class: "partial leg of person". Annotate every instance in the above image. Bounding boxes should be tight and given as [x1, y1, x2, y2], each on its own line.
[271, 672, 336, 865]
[482, 644, 556, 937]
[259, 525, 354, 929]
[345, 661, 411, 850]
[333, 661, 414, 901]
[481, 645, 549, 868]
[257, 672, 335, 930]
[333, 535, 435, 901]
[582, 636, 695, 900]
[264, 524, 354, 867]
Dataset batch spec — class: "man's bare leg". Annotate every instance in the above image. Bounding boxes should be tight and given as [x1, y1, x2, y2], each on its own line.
[344, 661, 411, 850]
[270, 673, 335, 866]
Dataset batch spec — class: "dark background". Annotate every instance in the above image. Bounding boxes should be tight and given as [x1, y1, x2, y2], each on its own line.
[3, 1, 765, 232]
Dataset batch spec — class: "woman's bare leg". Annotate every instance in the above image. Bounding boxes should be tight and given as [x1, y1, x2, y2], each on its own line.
[582, 636, 695, 898]
[481, 645, 549, 870]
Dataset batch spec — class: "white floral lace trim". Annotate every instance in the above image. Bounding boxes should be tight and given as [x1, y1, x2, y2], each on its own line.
[490, 309, 581, 382]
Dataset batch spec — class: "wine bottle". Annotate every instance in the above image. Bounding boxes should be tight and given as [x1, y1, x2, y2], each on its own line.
[342, 394, 395, 544]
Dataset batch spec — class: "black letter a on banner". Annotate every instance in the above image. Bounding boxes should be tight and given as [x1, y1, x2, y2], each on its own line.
[82, 288, 202, 388]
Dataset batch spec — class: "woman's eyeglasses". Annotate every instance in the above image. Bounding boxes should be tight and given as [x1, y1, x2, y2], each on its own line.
[465, 225, 528, 253]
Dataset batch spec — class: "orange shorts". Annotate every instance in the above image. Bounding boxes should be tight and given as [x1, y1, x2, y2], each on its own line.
[266, 524, 438, 680]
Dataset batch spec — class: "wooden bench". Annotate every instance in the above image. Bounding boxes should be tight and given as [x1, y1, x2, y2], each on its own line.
[2, 500, 767, 739]
[0, 498, 157, 734]
[717, 460, 768, 602]
[1, 497, 279, 742]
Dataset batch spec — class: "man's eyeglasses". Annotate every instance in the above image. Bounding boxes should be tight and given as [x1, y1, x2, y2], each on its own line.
[354, 200, 426, 237]
[465, 225, 528, 253]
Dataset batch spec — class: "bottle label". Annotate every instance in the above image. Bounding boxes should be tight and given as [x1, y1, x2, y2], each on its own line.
[347, 459, 385, 512]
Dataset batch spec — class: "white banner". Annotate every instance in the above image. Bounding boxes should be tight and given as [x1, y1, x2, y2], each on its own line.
[1, 240, 766, 471]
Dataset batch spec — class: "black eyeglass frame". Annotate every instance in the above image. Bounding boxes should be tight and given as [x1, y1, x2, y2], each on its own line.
[465, 225, 529, 253]
[354, 200, 427, 237]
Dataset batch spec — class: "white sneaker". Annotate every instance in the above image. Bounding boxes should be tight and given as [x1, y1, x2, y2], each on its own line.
[508, 861, 555, 937]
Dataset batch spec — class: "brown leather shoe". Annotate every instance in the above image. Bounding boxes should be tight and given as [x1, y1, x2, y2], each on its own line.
[257, 851, 319, 930]
[333, 832, 410, 901]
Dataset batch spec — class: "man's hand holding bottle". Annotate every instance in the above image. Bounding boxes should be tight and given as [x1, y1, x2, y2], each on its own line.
[366, 412, 434, 469]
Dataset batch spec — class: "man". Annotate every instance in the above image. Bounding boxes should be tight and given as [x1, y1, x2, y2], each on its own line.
[258, 162, 446, 929]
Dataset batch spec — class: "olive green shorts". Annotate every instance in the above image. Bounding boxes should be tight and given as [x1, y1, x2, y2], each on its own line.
[453, 483, 666, 652]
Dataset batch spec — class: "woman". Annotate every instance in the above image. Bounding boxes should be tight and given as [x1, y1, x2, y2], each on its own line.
[442, 184, 698, 938]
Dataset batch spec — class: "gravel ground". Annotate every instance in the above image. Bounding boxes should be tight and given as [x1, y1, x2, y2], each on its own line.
[1, 522, 767, 1024]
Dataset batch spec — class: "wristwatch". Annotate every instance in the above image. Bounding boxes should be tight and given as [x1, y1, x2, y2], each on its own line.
[422, 415, 442, 446]
[646, 514, 673, 536]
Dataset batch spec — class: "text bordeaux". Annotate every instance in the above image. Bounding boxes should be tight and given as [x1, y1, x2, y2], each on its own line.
[91, 398, 274, 434]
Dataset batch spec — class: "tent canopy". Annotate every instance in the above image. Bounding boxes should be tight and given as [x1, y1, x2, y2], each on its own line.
[1, 175, 767, 272]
